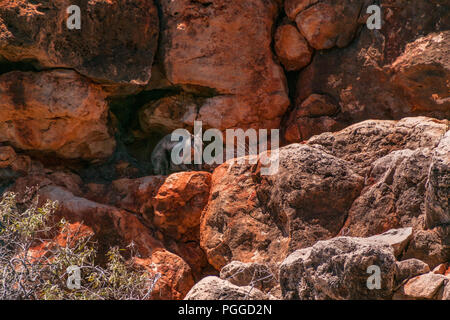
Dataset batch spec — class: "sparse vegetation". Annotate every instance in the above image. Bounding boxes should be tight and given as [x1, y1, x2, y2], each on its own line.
[0, 189, 160, 300]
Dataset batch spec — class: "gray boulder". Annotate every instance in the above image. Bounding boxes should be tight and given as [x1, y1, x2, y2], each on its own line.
[425, 131, 450, 229]
[184, 276, 271, 300]
[279, 236, 397, 300]
[395, 259, 430, 284]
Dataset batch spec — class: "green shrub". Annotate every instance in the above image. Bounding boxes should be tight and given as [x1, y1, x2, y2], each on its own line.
[0, 188, 160, 300]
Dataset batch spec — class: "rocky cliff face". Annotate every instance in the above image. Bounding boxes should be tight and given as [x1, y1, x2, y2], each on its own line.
[0, 0, 448, 300]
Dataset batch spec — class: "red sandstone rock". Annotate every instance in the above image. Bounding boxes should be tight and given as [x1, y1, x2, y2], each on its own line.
[10, 170, 84, 197]
[391, 32, 450, 116]
[105, 176, 166, 220]
[294, 94, 339, 118]
[159, 0, 289, 130]
[0, 146, 16, 168]
[82, 173, 213, 280]
[293, 0, 370, 49]
[284, 116, 341, 144]
[0, 70, 115, 160]
[274, 24, 313, 71]
[139, 94, 199, 134]
[134, 250, 195, 300]
[284, 0, 319, 20]
[200, 144, 364, 270]
[284, 94, 342, 143]
[27, 222, 96, 262]
[288, 1, 450, 140]
[0, 0, 159, 86]
[153, 172, 211, 241]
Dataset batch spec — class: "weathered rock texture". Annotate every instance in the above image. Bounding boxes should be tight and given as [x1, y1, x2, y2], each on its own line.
[158, 0, 290, 130]
[394, 273, 449, 300]
[307, 117, 448, 176]
[274, 23, 313, 71]
[395, 259, 430, 284]
[285, 0, 450, 142]
[200, 143, 364, 270]
[0, 0, 159, 85]
[153, 171, 211, 241]
[219, 261, 279, 294]
[184, 276, 271, 300]
[425, 131, 450, 229]
[0, 70, 115, 160]
[279, 236, 398, 300]
[0, 0, 449, 301]
[290, 0, 372, 50]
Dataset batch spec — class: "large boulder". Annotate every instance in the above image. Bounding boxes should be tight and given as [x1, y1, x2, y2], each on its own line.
[286, 1, 450, 142]
[290, 0, 372, 50]
[0, 0, 159, 86]
[38, 185, 161, 256]
[158, 0, 289, 130]
[394, 273, 449, 300]
[395, 259, 431, 284]
[308, 118, 449, 267]
[280, 237, 396, 300]
[134, 251, 195, 300]
[36, 185, 196, 300]
[402, 227, 450, 269]
[184, 276, 271, 300]
[200, 143, 364, 270]
[425, 131, 450, 229]
[84, 172, 213, 279]
[342, 148, 434, 236]
[307, 117, 448, 176]
[0, 70, 115, 160]
[279, 236, 397, 300]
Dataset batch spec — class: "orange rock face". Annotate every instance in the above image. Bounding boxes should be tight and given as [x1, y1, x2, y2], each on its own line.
[0, 146, 16, 168]
[292, 0, 370, 49]
[36, 185, 196, 299]
[0, 70, 115, 160]
[135, 250, 195, 300]
[285, 1, 450, 143]
[0, 0, 159, 86]
[153, 172, 211, 241]
[159, 0, 290, 130]
[1, 0, 449, 302]
[81, 172, 213, 280]
[274, 23, 313, 71]
[284, 94, 342, 143]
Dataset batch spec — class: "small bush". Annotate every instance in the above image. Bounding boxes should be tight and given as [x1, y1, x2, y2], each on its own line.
[0, 188, 160, 300]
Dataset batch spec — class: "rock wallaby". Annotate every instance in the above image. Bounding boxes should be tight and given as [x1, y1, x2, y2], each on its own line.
[151, 133, 202, 175]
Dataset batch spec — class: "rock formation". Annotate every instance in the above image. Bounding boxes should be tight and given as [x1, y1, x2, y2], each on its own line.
[0, 0, 448, 300]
